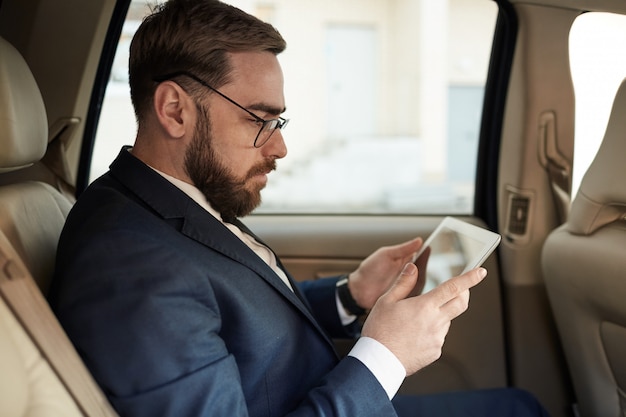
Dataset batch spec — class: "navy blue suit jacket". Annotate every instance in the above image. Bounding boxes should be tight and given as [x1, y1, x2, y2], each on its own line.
[49, 147, 397, 416]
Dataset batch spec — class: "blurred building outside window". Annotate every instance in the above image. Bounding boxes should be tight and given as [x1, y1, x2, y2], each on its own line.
[93, 0, 498, 214]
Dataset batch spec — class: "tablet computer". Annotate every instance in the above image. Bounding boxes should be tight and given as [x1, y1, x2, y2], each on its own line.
[411, 216, 501, 294]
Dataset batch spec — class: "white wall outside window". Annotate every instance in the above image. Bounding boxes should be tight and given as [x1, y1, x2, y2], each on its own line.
[569, 12, 626, 198]
[92, 0, 498, 214]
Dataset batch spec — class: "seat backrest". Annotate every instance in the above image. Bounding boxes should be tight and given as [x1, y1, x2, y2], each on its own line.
[0, 36, 117, 416]
[542, 78, 626, 417]
[0, 35, 72, 295]
[0, 232, 117, 416]
[0, 299, 83, 417]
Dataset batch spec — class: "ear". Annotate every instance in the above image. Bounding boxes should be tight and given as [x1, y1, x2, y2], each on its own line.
[152, 81, 195, 139]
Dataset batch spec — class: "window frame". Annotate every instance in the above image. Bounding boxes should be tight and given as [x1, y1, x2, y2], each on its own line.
[474, 0, 518, 230]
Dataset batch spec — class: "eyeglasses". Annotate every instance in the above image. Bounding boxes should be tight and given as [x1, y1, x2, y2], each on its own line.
[153, 71, 289, 148]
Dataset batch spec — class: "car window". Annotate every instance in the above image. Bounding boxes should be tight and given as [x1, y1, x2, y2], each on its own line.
[92, 0, 498, 214]
[569, 12, 626, 197]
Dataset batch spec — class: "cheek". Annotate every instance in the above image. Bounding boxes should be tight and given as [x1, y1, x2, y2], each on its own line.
[208, 114, 259, 177]
[211, 137, 256, 178]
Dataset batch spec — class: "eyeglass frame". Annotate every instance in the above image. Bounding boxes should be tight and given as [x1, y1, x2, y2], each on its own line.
[153, 70, 289, 148]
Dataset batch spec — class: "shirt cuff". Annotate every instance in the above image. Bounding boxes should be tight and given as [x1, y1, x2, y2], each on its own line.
[335, 288, 358, 326]
[347, 336, 406, 399]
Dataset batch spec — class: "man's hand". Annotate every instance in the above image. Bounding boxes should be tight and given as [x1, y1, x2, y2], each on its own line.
[348, 238, 423, 310]
[361, 263, 487, 375]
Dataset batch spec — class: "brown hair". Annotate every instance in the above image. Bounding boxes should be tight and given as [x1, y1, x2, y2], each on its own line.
[129, 0, 286, 126]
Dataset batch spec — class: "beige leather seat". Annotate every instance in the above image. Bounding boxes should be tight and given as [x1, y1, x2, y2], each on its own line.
[0, 35, 72, 295]
[0, 36, 117, 416]
[0, 233, 117, 416]
[542, 78, 626, 417]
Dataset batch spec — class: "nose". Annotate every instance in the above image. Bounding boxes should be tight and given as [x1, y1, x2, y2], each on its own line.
[263, 129, 288, 159]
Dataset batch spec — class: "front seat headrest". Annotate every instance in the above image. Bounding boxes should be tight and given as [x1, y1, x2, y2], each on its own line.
[567, 78, 626, 235]
[0, 37, 48, 173]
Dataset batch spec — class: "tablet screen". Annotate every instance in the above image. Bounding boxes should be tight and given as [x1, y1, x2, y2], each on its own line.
[412, 217, 501, 293]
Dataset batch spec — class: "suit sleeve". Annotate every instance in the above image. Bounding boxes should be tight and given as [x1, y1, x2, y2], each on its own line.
[296, 278, 361, 339]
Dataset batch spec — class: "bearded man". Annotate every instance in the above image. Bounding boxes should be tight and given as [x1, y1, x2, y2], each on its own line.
[50, 1, 550, 416]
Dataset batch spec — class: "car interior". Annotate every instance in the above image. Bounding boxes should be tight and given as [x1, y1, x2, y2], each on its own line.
[0, 33, 115, 416]
[0, 0, 624, 416]
[542, 77, 626, 417]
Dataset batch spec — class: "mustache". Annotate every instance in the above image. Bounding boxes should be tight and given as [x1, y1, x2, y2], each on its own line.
[245, 159, 277, 180]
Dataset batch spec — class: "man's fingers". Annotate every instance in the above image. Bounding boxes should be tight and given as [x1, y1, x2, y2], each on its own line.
[429, 267, 487, 308]
[363, 265, 485, 376]
[384, 263, 419, 302]
[390, 237, 423, 260]
[439, 287, 471, 318]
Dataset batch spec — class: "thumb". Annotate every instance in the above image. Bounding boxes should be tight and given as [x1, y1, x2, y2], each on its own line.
[395, 237, 424, 257]
[383, 263, 418, 302]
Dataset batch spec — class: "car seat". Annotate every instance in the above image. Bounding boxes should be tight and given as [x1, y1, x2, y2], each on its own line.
[0, 35, 73, 295]
[542, 78, 626, 417]
[0, 35, 117, 416]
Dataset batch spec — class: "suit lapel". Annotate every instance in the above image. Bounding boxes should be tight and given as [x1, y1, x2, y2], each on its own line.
[108, 148, 335, 349]
[180, 211, 306, 310]
[182, 206, 337, 350]
[229, 218, 311, 308]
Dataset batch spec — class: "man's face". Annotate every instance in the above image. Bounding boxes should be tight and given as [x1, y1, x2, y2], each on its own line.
[184, 51, 287, 219]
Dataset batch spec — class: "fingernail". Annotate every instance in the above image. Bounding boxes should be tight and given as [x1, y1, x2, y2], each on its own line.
[478, 267, 487, 278]
[402, 263, 415, 274]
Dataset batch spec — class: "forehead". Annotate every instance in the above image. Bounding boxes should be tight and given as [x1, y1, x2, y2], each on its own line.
[221, 51, 285, 108]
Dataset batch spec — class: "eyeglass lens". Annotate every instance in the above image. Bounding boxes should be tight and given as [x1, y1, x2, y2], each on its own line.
[254, 118, 289, 148]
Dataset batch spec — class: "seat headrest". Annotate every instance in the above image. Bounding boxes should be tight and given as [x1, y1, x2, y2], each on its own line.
[0, 37, 48, 174]
[567, 78, 626, 235]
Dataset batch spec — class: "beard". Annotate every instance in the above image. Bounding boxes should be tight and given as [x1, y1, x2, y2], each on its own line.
[184, 106, 276, 221]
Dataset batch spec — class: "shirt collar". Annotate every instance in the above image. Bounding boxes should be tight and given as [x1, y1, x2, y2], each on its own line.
[148, 166, 224, 223]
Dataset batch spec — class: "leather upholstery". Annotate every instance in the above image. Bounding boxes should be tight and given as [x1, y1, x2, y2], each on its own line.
[0, 37, 72, 293]
[542, 78, 626, 417]
[0, 37, 48, 173]
[0, 298, 83, 416]
[0, 36, 115, 416]
[0, 182, 71, 293]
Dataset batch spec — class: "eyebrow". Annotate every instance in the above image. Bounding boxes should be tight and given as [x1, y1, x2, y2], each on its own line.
[247, 102, 287, 117]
